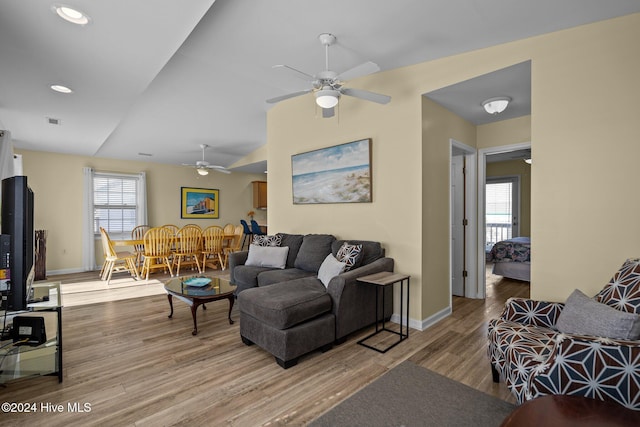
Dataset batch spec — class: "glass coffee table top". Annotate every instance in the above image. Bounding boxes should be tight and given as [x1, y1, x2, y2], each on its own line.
[164, 275, 236, 298]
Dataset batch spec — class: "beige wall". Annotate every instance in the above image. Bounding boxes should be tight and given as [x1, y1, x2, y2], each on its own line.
[266, 13, 640, 324]
[17, 149, 266, 273]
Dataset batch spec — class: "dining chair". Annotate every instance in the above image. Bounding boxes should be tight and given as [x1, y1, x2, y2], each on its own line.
[131, 224, 150, 270]
[240, 219, 253, 250]
[223, 223, 235, 235]
[223, 224, 244, 269]
[250, 219, 267, 241]
[201, 225, 225, 271]
[173, 225, 203, 275]
[160, 224, 179, 236]
[99, 227, 139, 285]
[141, 227, 174, 280]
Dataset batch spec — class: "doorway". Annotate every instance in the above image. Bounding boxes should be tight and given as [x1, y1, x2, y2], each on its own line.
[476, 142, 531, 299]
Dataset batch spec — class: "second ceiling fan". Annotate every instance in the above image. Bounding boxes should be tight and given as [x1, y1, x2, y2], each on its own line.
[266, 33, 391, 118]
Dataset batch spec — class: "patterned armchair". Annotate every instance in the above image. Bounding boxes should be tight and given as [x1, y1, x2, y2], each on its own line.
[488, 258, 640, 410]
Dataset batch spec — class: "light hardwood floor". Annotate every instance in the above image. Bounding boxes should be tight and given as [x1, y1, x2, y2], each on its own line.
[0, 267, 528, 426]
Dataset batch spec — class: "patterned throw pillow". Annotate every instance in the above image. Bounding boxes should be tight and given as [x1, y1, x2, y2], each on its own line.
[595, 258, 640, 314]
[252, 234, 282, 247]
[336, 242, 363, 271]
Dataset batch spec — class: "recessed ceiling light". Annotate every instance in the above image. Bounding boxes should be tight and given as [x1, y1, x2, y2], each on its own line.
[50, 84, 73, 94]
[53, 5, 90, 25]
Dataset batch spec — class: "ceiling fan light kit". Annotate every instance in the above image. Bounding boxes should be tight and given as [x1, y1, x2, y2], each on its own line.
[182, 144, 230, 175]
[266, 32, 391, 116]
[315, 87, 340, 108]
[482, 97, 511, 114]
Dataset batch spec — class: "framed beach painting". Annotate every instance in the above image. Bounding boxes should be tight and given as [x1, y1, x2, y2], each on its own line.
[291, 138, 372, 204]
[181, 187, 219, 219]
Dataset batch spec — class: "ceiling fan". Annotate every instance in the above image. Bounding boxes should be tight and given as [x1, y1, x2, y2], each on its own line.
[266, 33, 391, 118]
[182, 144, 231, 175]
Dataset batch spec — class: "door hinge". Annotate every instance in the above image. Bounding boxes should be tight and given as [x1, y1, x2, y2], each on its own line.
[462, 270, 468, 277]
[462, 218, 468, 226]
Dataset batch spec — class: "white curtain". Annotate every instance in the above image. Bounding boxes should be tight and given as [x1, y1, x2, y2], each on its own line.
[136, 171, 148, 226]
[0, 130, 16, 203]
[82, 167, 96, 271]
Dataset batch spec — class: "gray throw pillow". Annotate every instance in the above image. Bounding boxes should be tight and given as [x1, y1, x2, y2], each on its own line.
[556, 289, 640, 340]
[245, 245, 289, 269]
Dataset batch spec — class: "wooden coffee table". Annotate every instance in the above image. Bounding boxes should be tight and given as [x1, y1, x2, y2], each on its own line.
[164, 275, 236, 335]
[500, 395, 640, 427]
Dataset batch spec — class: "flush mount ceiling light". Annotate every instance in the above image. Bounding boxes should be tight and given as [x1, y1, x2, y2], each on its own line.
[50, 84, 73, 94]
[524, 158, 532, 164]
[482, 97, 511, 115]
[315, 87, 340, 109]
[53, 5, 90, 25]
[196, 167, 209, 176]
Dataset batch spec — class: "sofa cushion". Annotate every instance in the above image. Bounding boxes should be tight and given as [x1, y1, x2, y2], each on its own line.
[245, 245, 289, 269]
[238, 278, 332, 330]
[332, 240, 383, 266]
[257, 268, 316, 287]
[595, 258, 640, 314]
[335, 242, 364, 271]
[277, 233, 304, 268]
[234, 264, 276, 289]
[252, 234, 283, 247]
[294, 234, 336, 273]
[318, 254, 346, 287]
[557, 289, 640, 340]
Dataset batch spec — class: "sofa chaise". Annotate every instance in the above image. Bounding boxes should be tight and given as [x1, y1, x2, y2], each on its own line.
[488, 258, 640, 410]
[229, 233, 394, 368]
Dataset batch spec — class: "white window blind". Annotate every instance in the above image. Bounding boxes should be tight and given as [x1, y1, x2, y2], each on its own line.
[485, 182, 512, 225]
[93, 173, 139, 237]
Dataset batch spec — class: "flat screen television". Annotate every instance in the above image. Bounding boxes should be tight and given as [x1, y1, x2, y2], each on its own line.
[1, 176, 34, 311]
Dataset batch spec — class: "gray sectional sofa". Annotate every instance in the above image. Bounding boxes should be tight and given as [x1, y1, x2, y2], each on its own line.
[229, 233, 394, 368]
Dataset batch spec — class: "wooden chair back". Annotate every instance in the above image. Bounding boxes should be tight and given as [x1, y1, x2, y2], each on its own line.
[223, 223, 235, 235]
[176, 225, 202, 253]
[143, 227, 173, 257]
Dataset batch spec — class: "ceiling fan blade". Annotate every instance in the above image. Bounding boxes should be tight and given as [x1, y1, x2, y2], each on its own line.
[266, 89, 312, 104]
[336, 61, 380, 82]
[322, 107, 335, 118]
[273, 64, 315, 81]
[210, 168, 231, 174]
[341, 87, 391, 105]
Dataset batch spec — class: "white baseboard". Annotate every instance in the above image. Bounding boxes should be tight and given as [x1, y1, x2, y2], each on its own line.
[388, 304, 452, 332]
[45, 267, 95, 276]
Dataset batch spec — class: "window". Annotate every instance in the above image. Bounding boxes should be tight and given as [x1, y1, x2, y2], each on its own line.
[485, 176, 519, 247]
[92, 173, 142, 237]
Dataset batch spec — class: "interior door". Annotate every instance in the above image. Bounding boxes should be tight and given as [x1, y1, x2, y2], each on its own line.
[451, 155, 465, 296]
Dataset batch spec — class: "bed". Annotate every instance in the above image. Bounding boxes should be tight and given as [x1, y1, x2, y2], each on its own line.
[487, 236, 530, 282]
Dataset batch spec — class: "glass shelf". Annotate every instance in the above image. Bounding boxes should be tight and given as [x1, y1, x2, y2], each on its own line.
[0, 281, 63, 384]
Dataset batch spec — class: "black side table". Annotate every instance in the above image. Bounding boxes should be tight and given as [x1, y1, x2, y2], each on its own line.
[357, 271, 410, 353]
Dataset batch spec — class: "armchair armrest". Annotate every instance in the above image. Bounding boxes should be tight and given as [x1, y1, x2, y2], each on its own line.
[529, 333, 640, 408]
[500, 297, 565, 329]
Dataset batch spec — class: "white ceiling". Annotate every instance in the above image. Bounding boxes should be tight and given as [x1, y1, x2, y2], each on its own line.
[1, 1, 639, 174]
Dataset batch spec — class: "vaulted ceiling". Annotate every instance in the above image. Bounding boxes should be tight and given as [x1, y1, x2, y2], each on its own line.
[1, 1, 638, 173]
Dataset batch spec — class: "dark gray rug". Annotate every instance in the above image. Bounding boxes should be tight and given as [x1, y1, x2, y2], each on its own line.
[309, 361, 514, 427]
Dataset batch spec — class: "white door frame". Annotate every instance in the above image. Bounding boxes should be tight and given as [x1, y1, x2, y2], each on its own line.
[450, 139, 478, 299]
[476, 141, 531, 299]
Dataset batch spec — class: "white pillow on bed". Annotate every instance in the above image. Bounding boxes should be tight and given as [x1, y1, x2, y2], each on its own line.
[245, 245, 289, 269]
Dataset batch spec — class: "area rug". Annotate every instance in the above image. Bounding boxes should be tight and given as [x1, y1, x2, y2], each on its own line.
[309, 361, 515, 427]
